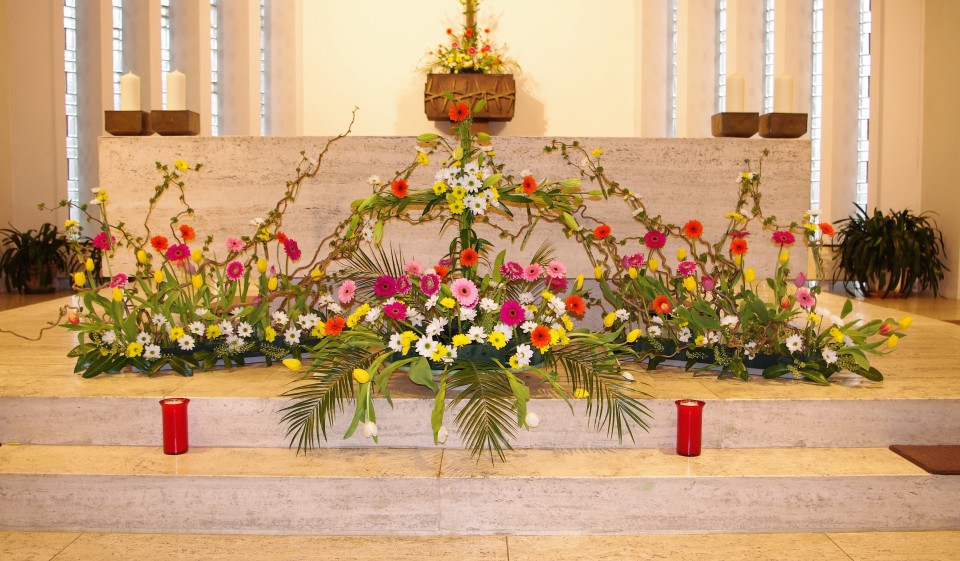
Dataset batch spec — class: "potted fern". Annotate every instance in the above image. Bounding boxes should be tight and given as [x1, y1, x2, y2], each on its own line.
[0, 223, 72, 294]
[834, 208, 948, 298]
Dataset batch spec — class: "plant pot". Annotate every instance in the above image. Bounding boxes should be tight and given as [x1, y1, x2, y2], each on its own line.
[632, 339, 784, 371]
[24, 264, 57, 294]
[424, 73, 516, 122]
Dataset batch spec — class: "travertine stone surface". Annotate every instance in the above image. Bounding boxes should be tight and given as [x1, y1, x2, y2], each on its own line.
[99, 136, 810, 276]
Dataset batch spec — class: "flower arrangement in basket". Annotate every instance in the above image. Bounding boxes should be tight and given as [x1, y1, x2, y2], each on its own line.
[419, 0, 518, 75]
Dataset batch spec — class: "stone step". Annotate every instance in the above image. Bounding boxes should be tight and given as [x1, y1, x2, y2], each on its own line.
[2, 445, 958, 535]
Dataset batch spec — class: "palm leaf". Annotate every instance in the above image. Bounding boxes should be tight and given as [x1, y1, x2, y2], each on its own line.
[447, 362, 519, 462]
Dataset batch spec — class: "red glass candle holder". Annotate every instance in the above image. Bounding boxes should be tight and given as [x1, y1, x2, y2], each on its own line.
[159, 398, 190, 455]
[675, 399, 705, 457]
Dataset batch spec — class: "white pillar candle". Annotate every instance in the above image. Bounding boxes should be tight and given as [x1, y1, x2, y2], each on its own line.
[726, 73, 745, 112]
[120, 72, 141, 111]
[773, 75, 794, 113]
[167, 70, 186, 111]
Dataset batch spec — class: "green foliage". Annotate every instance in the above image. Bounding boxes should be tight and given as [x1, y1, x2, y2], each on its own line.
[0, 223, 74, 293]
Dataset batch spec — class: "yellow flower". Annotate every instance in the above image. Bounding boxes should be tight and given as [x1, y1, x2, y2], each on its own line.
[594, 266, 604, 280]
[829, 327, 844, 344]
[400, 331, 418, 354]
[489, 188, 500, 202]
[64, 219, 78, 228]
[561, 315, 574, 331]
[804, 223, 818, 232]
[887, 334, 899, 348]
[168, 327, 185, 341]
[449, 200, 465, 214]
[126, 342, 143, 358]
[725, 212, 745, 222]
[628, 267, 638, 279]
[603, 312, 617, 328]
[112, 287, 123, 302]
[205, 325, 221, 339]
[432, 181, 448, 195]
[310, 268, 323, 281]
[626, 328, 642, 343]
[733, 254, 742, 266]
[549, 328, 562, 345]
[191, 249, 203, 264]
[683, 276, 697, 292]
[257, 258, 268, 273]
[695, 335, 706, 346]
[85, 258, 95, 272]
[256, 227, 271, 241]
[431, 344, 448, 362]
[488, 331, 507, 350]
[591, 148, 604, 157]
[899, 315, 913, 330]
[648, 258, 659, 272]
[153, 270, 164, 284]
[310, 324, 326, 338]
[352, 368, 371, 384]
[452, 334, 471, 347]
[740, 172, 751, 180]
[573, 388, 589, 399]
[451, 185, 467, 199]
[265, 326, 276, 342]
[136, 250, 148, 264]
[96, 190, 108, 202]
[192, 274, 203, 289]
[174, 159, 189, 172]
[416, 152, 429, 166]
[744, 268, 755, 282]
[808, 313, 820, 323]
[347, 304, 370, 328]
[779, 250, 790, 264]
[73, 271, 86, 286]
[508, 356, 519, 369]
[282, 358, 302, 371]
[267, 277, 278, 291]
[440, 297, 456, 309]
[541, 290, 554, 300]
[526, 305, 538, 314]
[677, 248, 687, 260]
[575, 274, 584, 290]
[485, 150, 496, 157]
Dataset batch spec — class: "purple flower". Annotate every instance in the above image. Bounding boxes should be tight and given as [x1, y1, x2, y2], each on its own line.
[499, 300, 526, 326]
[547, 276, 568, 292]
[644, 231, 666, 249]
[283, 238, 301, 261]
[794, 272, 807, 287]
[420, 273, 440, 296]
[374, 275, 397, 297]
[795, 287, 815, 309]
[620, 253, 645, 269]
[383, 301, 407, 320]
[165, 243, 190, 262]
[676, 260, 697, 277]
[701, 275, 716, 292]
[772, 230, 796, 246]
[500, 261, 523, 280]
[109, 273, 128, 288]
[395, 275, 411, 295]
[92, 231, 114, 250]
[226, 260, 245, 281]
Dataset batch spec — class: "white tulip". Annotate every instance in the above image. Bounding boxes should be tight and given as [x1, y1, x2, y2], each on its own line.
[525, 411, 541, 428]
[362, 421, 378, 438]
[437, 425, 449, 444]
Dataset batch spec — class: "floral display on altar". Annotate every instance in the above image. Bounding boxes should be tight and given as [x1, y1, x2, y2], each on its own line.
[57, 100, 911, 460]
[419, 0, 518, 75]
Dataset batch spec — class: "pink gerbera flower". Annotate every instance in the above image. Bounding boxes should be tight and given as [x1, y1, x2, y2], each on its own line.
[500, 261, 523, 280]
[395, 275, 411, 295]
[450, 278, 479, 308]
[383, 301, 407, 320]
[795, 287, 815, 309]
[374, 275, 397, 297]
[499, 300, 526, 326]
[676, 260, 697, 277]
[109, 273, 128, 288]
[644, 231, 666, 249]
[772, 230, 796, 246]
[283, 238, 301, 261]
[226, 260, 245, 280]
[166, 243, 190, 262]
[522, 263, 543, 282]
[225, 236, 244, 252]
[546, 260, 566, 279]
[404, 260, 423, 276]
[547, 276, 568, 292]
[621, 253, 645, 269]
[420, 273, 440, 296]
[338, 280, 356, 304]
[92, 231, 114, 250]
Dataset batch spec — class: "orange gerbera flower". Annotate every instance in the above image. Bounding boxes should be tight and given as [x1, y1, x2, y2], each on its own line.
[460, 248, 479, 267]
[150, 235, 169, 252]
[276, 231, 288, 243]
[819, 222, 835, 236]
[651, 295, 673, 315]
[683, 219, 703, 239]
[593, 224, 611, 240]
[448, 102, 470, 122]
[434, 265, 449, 278]
[391, 179, 408, 198]
[530, 325, 551, 350]
[325, 316, 345, 336]
[178, 224, 195, 242]
[729, 238, 749, 255]
[565, 294, 586, 317]
[522, 175, 537, 194]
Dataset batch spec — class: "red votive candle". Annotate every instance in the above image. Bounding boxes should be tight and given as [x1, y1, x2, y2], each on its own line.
[676, 399, 705, 457]
[159, 398, 190, 455]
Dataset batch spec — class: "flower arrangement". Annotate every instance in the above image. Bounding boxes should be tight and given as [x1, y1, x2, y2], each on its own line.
[419, 0, 518, 75]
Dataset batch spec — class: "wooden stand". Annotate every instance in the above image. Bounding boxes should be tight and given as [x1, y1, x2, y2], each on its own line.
[758, 113, 808, 139]
[104, 111, 152, 136]
[151, 110, 200, 136]
[711, 112, 759, 138]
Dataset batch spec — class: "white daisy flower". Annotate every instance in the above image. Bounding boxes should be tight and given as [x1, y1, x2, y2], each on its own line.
[459, 307, 477, 322]
[615, 308, 630, 322]
[549, 297, 566, 316]
[296, 314, 318, 330]
[236, 322, 253, 338]
[388, 333, 404, 353]
[467, 326, 487, 343]
[136, 332, 151, 345]
[463, 195, 486, 215]
[218, 320, 234, 335]
[272, 311, 289, 326]
[721, 313, 738, 328]
[178, 335, 196, 351]
[515, 344, 534, 367]
[785, 334, 804, 353]
[650, 315, 663, 325]
[152, 314, 169, 326]
[518, 292, 534, 305]
[707, 331, 721, 344]
[365, 307, 381, 323]
[188, 321, 205, 336]
[101, 330, 116, 345]
[678, 327, 692, 343]
[317, 294, 335, 307]
[520, 321, 538, 334]
[143, 344, 161, 360]
[225, 334, 241, 347]
[426, 317, 448, 338]
[250, 217, 264, 226]
[367, 175, 381, 186]
[479, 298, 498, 312]
[416, 337, 439, 358]
[284, 329, 301, 346]
[194, 308, 209, 318]
[647, 325, 662, 337]
[406, 309, 425, 326]
[494, 323, 513, 342]
[822, 347, 838, 364]
[425, 294, 440, 310]
[327, 303, 343, 315]
[230, 307, 244, 316]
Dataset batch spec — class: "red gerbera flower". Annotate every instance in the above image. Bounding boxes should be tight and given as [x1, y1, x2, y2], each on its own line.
[448, 102, 470, 122]
[730, 238, 749, 255]
[644, 230, 666, 249]
[325, 316, 345, 336]
[460, 248, 479, 267]
[565, 295, 586, 317]
[771, 230, 796, 246]
[391, 179, 408, 198]
[276, 231, 288, 244]
[530, 325, 551, 351]
[465, 28, 473, 37]
[683, 220, 703, 239]
[651, 295, 673, 315]
[593, 224, 611, 240]
[522, 175, 537, 194]
[434, 265, 449, 278]
[820, 222, 835, 236]
[178, 224, 195, 242]
[150, 235, 169, 252]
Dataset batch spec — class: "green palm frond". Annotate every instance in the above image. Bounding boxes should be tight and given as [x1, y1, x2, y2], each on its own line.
[549, 342, 652, 442]
[338, 246, 406, 294]
[279, 340, 376, 453]
[447, 362, 519, 462]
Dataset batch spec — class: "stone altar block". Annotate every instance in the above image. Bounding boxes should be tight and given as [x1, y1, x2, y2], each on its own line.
[99, 136, 810, 277]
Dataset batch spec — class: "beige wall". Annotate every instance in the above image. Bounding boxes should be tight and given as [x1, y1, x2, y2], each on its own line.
[0, 0, 12, 231]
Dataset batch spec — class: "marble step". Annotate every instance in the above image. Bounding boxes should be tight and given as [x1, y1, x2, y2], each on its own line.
[1, 445, 959, 536]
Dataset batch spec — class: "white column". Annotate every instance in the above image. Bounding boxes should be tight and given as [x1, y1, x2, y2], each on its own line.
[123, 0, 162, 111]
[676, 0, 717, 137]
[727, 0, 764, 112]
[219, 0, 260, 135]
[635, 0, 669, 137]
[773, 0, 812, 118]
[76, 0, 113, 224]
[170, 0, 212, 134]
[266, 0, 302, 136]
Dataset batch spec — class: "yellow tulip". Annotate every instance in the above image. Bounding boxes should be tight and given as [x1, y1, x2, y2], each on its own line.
[683, 276, 697, 291]
[153, 270, 164, 284]
[594, 265, 604, 280]
[85, 258, 94, 272]
[192, 274, 203, 289]
[136, 250, 147, 264]
[310, 268, 323, 281]
[112, 287, 123, 302]
[626, 328, 642, 343]
[744, 268, 756, 283]
[628, 267, 638, 279]
[575, 274, 584, 290]
[733, 254, 742, 266]
[603, 312, 617, 328]
[267, 277, 278, 291]
[191, 249, 203, 264]
[779, 250, 790, 264]
[282, 358, 302, 371]
[73, 272, 86, 286]
[573, 388, 589, 399]
[677, 248, 687, 260]
[887, 334, 899, 348]
[257, 258, 268, 273]
[648, 258, 659, 272]
[353, 368, 371, 384]
[899, 315, 913, 330]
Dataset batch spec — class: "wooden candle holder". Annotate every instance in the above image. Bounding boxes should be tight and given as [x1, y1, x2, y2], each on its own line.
[711, 112, 759, 138]
[758, 113, 808, 139]
[104, 111, 152, 136]
[151, 110, 200, 136]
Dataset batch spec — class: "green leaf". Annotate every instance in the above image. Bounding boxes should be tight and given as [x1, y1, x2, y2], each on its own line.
[841, 299, 853, 319]
[475, 132, 491, 142]
[408, 357, 438, 393]
[505, 369, 531, 426]
[432, 374, 447, 444]
[343, 382, 368, 440]
[416, 133, 440, 142]
[373, 220, 384, 244]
